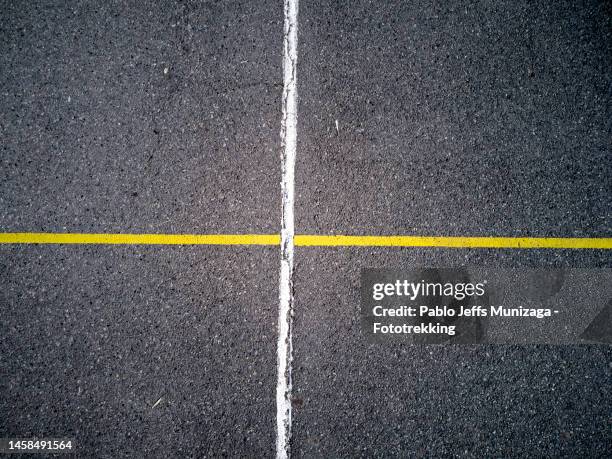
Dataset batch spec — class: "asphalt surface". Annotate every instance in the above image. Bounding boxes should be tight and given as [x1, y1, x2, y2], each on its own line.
[1, 0, 611, 458]
[0, 0, 282, 234]
[293, 0, 612, 457]
[292, 249, 612, 457]
[296, 0, 611, 237]
[1, 245, 278, 457]
[1, 0, 281, 457]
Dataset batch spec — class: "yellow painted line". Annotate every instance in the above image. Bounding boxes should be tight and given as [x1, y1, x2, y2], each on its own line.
[294, 235, 612, 249]
[0, 233, 280, 245]
[0, 233, 610, 249]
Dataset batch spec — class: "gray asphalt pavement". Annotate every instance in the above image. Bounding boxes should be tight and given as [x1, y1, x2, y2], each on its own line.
[1, 0, 611, 458]
[1, 0, 281, 457]
[1, 245, 278, 457]
[0, 0, 281, 234]
[293, 0, 611, 457]
[292, 248, 612, 457]
[296, 0, 611, 237]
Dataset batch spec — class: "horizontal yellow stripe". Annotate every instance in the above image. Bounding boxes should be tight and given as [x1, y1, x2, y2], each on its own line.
[0, 233, 280, 245]
[0, 233, 609, 249]
[294, 235, 612, 249]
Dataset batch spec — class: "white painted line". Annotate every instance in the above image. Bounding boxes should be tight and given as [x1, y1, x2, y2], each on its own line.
[277, 0, 298, 457]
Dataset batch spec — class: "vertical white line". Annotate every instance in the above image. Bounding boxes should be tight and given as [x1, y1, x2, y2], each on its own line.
[277, 0, 298, 457]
